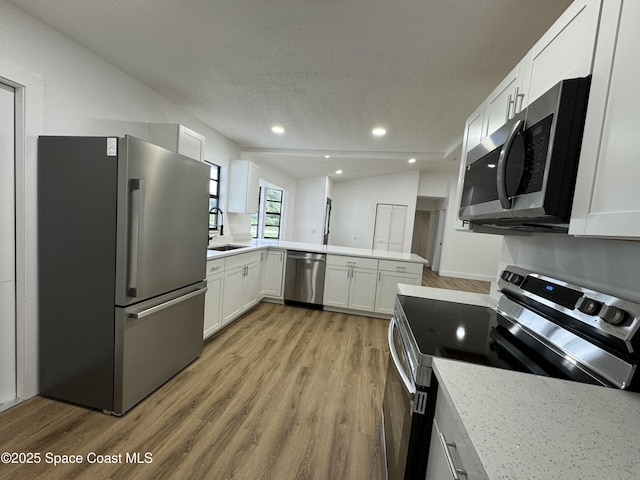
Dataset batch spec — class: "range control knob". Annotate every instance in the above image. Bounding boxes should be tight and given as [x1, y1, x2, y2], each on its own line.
[576, 297, 602, 315]
[599, 305, 627, 326]
[509, 273, 524, 285]
[501, 271, 513, 281]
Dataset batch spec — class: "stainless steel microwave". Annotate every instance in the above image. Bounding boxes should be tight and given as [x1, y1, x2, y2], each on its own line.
[459, 76, 591, 232]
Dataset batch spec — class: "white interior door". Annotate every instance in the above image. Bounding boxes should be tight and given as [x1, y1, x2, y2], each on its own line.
[373, 203, 407, 252]
[0, 81, 16, 407]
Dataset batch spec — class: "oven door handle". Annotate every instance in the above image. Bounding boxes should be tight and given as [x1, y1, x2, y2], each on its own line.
[388, 318, 416, 399]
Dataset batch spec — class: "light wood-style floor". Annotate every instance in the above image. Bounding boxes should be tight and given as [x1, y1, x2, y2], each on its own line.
[0, 273, 487, 480]
[422, 267, 491, 294]
[0, 303, 389, 480]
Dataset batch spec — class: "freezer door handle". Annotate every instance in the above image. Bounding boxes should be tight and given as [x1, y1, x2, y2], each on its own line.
[128, 178, 145, 297]
[128, 287, 208, 319]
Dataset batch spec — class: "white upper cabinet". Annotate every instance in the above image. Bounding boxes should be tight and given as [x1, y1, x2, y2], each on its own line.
[148, 123, 206, 162]
[227, 160, 260, 214]
[462, 0, 601, 156]
[522, 0, 601, 107]
[462, 101, 486, 155]
[570, 0, 640, 238]
[483, 59, 528, 138]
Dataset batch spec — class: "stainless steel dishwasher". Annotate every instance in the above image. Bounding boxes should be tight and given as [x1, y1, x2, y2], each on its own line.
[284, 251, 326, 306]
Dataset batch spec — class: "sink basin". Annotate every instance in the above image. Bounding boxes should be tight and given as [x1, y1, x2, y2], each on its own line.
[208, 244, 250, 252]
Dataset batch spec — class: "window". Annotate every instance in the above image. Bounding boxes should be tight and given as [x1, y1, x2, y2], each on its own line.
[264, 188, 283, 239]
[206, 161, 221, 231]
[252, 187, 284, 239]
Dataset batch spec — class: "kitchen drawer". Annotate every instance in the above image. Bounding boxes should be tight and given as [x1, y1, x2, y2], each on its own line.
[224, 250, 261, 270]
[425, 385, 481, 480]
[326, 254, 378, 270]
[378, 259, 422, 275]
[206, 257, 225, 275]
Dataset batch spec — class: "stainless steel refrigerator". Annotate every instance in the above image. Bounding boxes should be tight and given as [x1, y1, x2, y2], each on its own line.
[38, 135, 210, 415]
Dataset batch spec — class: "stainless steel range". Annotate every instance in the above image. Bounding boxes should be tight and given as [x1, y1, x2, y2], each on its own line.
[381, 266, 640, 479]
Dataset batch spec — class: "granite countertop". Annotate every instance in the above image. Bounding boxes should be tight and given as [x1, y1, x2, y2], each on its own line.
[206, 239, 428, 264]
[432, 357, 640, 480]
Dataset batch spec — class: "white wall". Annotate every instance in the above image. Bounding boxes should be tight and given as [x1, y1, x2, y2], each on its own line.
[418, 171, 450, 197]
[292, 176, 328, 244]
[0, 1, 241, 398]
[331, 171, 419, 251]
[500, 234, 640, 303]
[438, 173, 503, 281]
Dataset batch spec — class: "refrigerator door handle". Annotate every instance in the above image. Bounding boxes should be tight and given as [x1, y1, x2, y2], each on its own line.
[128, 178, 145, 297]
[129, 287, 208, 319]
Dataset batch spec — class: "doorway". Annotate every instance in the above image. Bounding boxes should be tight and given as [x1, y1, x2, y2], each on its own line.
[0, 81, 16, 408]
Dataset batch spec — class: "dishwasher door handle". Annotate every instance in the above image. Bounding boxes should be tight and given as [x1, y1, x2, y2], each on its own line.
[287, 253, 325, 261]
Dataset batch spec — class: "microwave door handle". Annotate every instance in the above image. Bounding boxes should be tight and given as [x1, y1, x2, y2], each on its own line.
[497, 119, 524, 210]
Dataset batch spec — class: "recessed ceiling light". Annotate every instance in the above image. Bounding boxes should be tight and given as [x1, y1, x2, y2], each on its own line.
[372, 127, 387, 137]
[324, 155, 331, 159]
[271, 125, 285, 134]
[408, 158, 416, 164]
[335, 170, 343, 175]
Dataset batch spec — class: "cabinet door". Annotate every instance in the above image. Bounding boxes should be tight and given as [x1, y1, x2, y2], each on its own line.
[462, 102, 486, 154]
[228, 160, 260, 213]
[375, 271, 421, 315]
[222, 266, 244, 324]
[203, 272, 223, 339]
[522, 0, 601, 106]
[483, 60, 526, 138]
[348, 268, 377, 312]
[263, 250, 285, 298]
[177, 125, 205, 162]
[570, 0, 640, 238]
[242, 261, 261, 310]
[426, 385, 481, 480]
[323, 264, 350, 308]
[424, 420, 454, 480]
[246, 162, 260, 213]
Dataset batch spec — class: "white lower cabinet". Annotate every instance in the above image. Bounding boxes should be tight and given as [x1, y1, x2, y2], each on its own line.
[323, 255, 378, 312]
[425, 385, 480, 480]
[203, 258, 225, 339]
[261, 249, 285, 299]
[374, 260, 422, 315]
[222, 251, 262, 326]
[222, 266, 245, 325]
[242, 261, 261, 310]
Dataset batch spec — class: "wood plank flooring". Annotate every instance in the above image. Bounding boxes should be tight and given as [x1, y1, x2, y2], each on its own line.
[422, 267, 491, 294]
[0, 303, 389, 480]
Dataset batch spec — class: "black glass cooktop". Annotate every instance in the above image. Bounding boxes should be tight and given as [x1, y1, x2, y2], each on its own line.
[397, 294, 554, 375]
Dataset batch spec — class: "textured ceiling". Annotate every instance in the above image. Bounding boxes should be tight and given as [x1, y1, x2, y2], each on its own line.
[9, 0, 573, 180]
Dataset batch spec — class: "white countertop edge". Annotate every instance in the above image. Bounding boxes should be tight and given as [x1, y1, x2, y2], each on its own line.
[206, 239, 428, 264]
[432, 357, 640, 480]
[397, 284, 495, 308]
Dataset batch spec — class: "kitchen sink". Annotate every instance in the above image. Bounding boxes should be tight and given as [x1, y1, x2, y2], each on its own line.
[207, 244, 250, 252]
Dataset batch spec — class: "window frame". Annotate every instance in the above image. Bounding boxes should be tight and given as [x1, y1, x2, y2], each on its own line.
[252, 186, 284, 240]
[206, 161, 221, 232]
